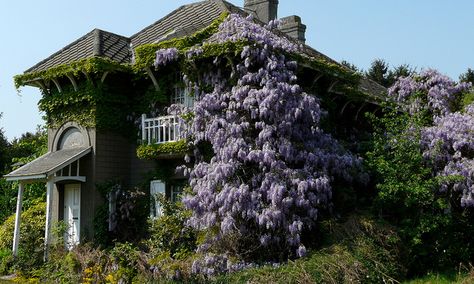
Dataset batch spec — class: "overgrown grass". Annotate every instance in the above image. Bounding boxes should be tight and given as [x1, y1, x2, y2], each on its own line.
[402, 269, 474, 284]
[214, 214, 404, 284]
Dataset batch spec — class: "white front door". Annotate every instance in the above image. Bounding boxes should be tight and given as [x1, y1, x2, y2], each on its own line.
[64, 183, 81, 249]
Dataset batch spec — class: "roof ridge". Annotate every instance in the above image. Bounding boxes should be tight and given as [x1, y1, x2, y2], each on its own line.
[130, 4, 192, 40]
[130, 0, 227, 41]
[95, 28, 130, 41]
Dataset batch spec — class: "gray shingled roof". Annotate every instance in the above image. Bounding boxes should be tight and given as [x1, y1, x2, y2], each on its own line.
[23, 0, 385, 98]
[26, 29, 131, 73]
[4, 147, 91, 181]
[130, 0, 242, 46]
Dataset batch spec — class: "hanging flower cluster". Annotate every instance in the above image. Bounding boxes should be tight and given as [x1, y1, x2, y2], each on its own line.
[388, 69, 471, 117]
[149, 14, 364, 261]
[388, 69, 474, 206]
[154, 47, 179, 67]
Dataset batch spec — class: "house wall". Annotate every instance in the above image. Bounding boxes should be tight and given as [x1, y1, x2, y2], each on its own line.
[95, 131, 131, 186]
[130, 145, 156, 187]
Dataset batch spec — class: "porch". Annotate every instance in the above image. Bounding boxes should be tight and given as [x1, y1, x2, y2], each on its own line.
[3, 147, 91, 259]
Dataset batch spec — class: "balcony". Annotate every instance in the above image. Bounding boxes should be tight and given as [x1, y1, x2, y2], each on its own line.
[141, 114, 184, 145]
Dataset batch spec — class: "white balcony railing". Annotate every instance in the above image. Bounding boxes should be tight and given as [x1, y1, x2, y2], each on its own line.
[141, 114, 184, 145]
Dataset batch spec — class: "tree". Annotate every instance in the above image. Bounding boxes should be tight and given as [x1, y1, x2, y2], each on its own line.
[340, 60, 360, 73]
[0, 127, 47, 223]
[459, 68, 474, 85]
[367, 69, 474, 272]
[387, 64, 416, 86]
[0, 113, 10, 174]
[365, 59, 390, 87]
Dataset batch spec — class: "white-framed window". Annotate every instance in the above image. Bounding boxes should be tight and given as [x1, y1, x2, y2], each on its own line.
[171, 73, 194, 107]
[171, 184, 184, 202]
[150, 180, 166, 218]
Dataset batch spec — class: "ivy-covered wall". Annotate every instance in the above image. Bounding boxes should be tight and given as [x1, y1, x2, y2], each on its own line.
[13, 12, 378, 161]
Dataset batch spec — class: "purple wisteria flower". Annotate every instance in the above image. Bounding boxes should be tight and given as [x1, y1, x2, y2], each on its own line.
[154, 47, 179, 67]
[151, 14, 365, 259]
[389, 68, 474, 206]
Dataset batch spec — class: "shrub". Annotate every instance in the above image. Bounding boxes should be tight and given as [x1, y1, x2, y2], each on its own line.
[0, 199, 45, 271]
[94, 182, 148, 246]
[146, 194, 196, 259]
[366, 70, 474, 274]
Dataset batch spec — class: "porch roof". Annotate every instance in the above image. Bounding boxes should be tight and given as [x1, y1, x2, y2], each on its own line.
[4, 147, 92, 181]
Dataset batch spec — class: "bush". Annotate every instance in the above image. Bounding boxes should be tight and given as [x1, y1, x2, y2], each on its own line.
[0, 248, 13, 275]
[366, 79, 474, 274]
[146, 194, 196, 259]
[94, 182, 148, 246]
[0, 199, 45, 271]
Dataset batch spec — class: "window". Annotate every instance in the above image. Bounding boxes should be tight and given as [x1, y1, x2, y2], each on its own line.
[171, 184, 184, 202]
[150, 180, 166, 218]
[171, 73, 194, 107]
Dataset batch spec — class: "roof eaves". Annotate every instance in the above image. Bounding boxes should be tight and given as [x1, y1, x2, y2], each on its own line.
[24, 29, 97, 74]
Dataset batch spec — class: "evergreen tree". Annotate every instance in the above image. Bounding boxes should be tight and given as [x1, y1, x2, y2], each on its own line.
[365, 59, 390, 87]
[459, 68, 474, 85]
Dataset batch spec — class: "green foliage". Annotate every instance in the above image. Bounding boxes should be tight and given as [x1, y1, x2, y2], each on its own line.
[365, 59, 416, 88]
[38, 78, 137, 131]
[0, 114, 10, 174]
[340, 60, 361, 73]
[109, 242, 142, 282]
[0, 129, 47, 223]
[93, 182, 148, 246]
[0, 199, 46, 271]
[214, 215, 403, 284]
[365, 104, 474, 275]
[459, 68, 474, 85]
[133, 12, 229, 70]
[147, 194, 196, 260]
[366, 58, 390, 87]
[38, 82, 96, 128]
[136, 140, 189, 159]
[9, 127, 48, 167]
[0, 248, 13, 275]
[461, 91, 474, 109]
[14, 57, 132, 89]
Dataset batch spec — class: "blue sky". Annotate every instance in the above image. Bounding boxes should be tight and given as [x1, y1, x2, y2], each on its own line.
[1, 0, 473, 140]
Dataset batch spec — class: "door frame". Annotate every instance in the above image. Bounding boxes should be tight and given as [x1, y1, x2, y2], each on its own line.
[63, 183, 81, 249]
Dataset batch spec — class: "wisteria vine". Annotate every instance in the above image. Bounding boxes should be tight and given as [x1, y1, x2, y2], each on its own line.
[388, 69, 474, 206]
[154, 14, 363, 269]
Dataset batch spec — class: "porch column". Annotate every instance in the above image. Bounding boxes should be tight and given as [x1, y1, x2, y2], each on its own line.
[44, 180, 54, 261]
[12, 182, 24, 257]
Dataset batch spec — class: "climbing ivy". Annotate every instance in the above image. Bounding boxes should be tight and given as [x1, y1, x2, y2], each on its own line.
[133, 12, 229, 70]
[14, 57, 132, 89]
[136, 140, 189, 159]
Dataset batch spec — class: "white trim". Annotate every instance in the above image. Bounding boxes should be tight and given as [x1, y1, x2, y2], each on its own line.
[4, 147, 91, 182]
[5, 174, 47, 182]
[66, 74, 78, 91]
[44, 180, 54, 260]
[12, 183, 24, 257]
[51, 78, 62, 93]
[46, 147, 92, 176]
[51, 176, 86, 183]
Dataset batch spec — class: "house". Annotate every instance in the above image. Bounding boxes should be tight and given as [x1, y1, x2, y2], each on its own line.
[5, 0, 385, 258]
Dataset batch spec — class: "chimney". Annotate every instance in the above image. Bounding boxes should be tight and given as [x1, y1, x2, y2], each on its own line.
[244, 0, 278, 24]
[279, 15, 306, 43]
